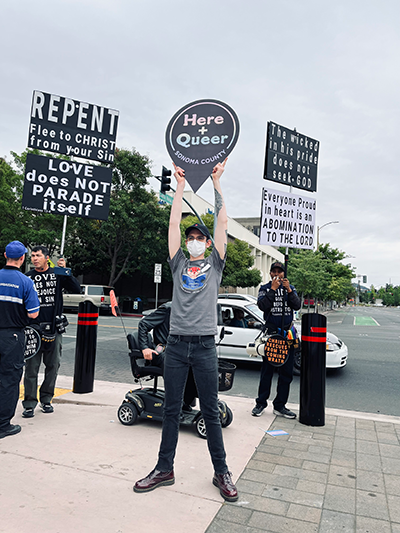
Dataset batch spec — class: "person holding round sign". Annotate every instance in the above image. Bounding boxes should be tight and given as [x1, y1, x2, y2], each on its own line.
[22, 246, 80, 419]
[0, 241, 40, 439]
[252, 261, 301, 419]
[134, 159, 238, 503]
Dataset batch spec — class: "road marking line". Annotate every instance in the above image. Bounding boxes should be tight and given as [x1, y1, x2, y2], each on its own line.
[354, 316, 380, 326]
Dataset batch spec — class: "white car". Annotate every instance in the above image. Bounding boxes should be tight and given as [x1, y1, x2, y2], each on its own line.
[216, 298, 348, 372]
[218, 293, 257, 302]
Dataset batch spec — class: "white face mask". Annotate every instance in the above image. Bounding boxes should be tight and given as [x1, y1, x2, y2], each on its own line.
[187, 239, 206, 258]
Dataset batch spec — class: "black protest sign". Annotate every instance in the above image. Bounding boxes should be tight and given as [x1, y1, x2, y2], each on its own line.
[22, 154, 112, 220]
[264, 334, 289, 367]
[264, 122, 320, 192]
[27, 91, 119, 163]
[165, 99, 240, 193]
[24, 326, 41, 361]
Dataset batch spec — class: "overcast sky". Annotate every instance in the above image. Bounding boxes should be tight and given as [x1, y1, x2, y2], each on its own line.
[1, 0, 399, 289]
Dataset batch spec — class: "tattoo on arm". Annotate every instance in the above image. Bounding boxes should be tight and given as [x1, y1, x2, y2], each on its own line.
[214, 189, 223, 218]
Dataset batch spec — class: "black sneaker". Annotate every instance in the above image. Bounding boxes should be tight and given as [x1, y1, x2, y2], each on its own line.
[40, 403, 54, 414]
[22, 408, 35, 418]
[273, 407, 296, 419]
[251, 404, 266, 417]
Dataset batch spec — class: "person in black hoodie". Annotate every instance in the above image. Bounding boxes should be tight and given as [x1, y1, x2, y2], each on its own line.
[252, 261, 301, 419]
[138, 302, 197, 412]
[22, 246, 80, 418]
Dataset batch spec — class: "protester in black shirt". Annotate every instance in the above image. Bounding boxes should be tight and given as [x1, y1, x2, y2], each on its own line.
[22, 246, 80, 418]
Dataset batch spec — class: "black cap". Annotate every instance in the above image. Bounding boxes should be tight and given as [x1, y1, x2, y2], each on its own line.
[185, 223, 211, 240]
[270, 261, 285, 272]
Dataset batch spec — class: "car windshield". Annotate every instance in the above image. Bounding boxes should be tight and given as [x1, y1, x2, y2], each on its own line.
[245, 303, 264, 321]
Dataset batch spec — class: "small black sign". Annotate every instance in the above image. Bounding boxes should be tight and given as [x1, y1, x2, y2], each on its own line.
[165, 99, 240, 193]
[22, 153, 112, 220]
[27, 91, 119, 163]
[264, 122, 320, 192]
[264, 334, 289, 367]
[24, 326, 41, 361]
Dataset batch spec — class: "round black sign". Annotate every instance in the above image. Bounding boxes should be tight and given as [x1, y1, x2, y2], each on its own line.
[24, 326, 41, 361]
[264, 334, 289, 367]
[165, 99, 240, 193]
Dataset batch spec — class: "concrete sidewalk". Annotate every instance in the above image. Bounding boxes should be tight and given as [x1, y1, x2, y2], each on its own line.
[1, 376, 400, 533]
[1, 375, 273, 533]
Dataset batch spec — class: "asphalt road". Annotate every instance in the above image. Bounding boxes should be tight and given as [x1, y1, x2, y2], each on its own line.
[60, 306, 400, 417]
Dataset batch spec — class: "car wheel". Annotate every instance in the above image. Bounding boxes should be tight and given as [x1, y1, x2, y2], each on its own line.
[293, 349, 301, 376]
[195, 416, 207, 439]
[117, 402, 138, 426]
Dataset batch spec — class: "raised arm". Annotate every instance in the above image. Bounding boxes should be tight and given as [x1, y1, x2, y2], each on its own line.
[212, 159, 228, 260]
[168, 164, 185, 260]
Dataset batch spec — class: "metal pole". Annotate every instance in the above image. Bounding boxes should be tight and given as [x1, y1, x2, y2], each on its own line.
[60, 215, 68, 256]
[155, 282, 159, 310]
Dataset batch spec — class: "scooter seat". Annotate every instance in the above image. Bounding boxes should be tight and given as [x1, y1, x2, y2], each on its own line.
[129, 350, 164, 379]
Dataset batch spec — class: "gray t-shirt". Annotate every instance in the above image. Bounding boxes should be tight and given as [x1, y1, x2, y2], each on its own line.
[168, 247, 225, 336]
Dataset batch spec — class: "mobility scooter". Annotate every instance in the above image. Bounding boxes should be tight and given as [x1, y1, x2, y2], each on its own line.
[117, 332, 235, 439]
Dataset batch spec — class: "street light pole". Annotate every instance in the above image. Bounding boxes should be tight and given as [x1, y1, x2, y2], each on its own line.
[316, 221, 339, 249]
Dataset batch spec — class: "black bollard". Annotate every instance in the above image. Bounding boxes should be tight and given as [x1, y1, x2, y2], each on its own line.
[73, 301, 99, 393]
[299, 313, 326, 426]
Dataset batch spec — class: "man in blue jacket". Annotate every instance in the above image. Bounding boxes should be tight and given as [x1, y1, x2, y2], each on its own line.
[252, 261, 301, 418]
[0, 241, 40, 439]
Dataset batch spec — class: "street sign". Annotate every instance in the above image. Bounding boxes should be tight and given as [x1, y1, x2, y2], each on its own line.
[259, 186, 316, 249]
[154, 263, 162, 284]
[159, 191, 173, 205]
[263, 121, 320, 192]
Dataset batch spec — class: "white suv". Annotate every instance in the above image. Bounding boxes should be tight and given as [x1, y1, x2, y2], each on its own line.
[63, 285, 114, 314]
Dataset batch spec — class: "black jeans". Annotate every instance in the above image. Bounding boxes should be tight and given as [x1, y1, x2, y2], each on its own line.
[156, 335, 228, 474]
[256, 346, 295, 411]
[0, 328, 25, 430]
[23, 333, 62, 408]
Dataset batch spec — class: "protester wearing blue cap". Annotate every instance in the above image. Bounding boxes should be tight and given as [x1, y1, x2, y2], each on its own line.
[0, 241, 40, 439]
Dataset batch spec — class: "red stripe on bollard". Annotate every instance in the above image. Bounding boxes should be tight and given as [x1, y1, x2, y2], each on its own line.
[78, 313, 99, 318]
[77, 320, 98, 326]
[310, 327, 326, 333]
[302, 335, 326, 343]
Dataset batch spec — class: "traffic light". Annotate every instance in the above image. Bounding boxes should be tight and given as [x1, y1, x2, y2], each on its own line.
[363, 275, 367, 284]
[160, 166, 171, 193]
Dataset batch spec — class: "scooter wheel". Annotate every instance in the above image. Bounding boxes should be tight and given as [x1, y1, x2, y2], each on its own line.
[221, 406, 233, 428]
[118, 402, 138, 426]
[195, 416, 207, 439]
